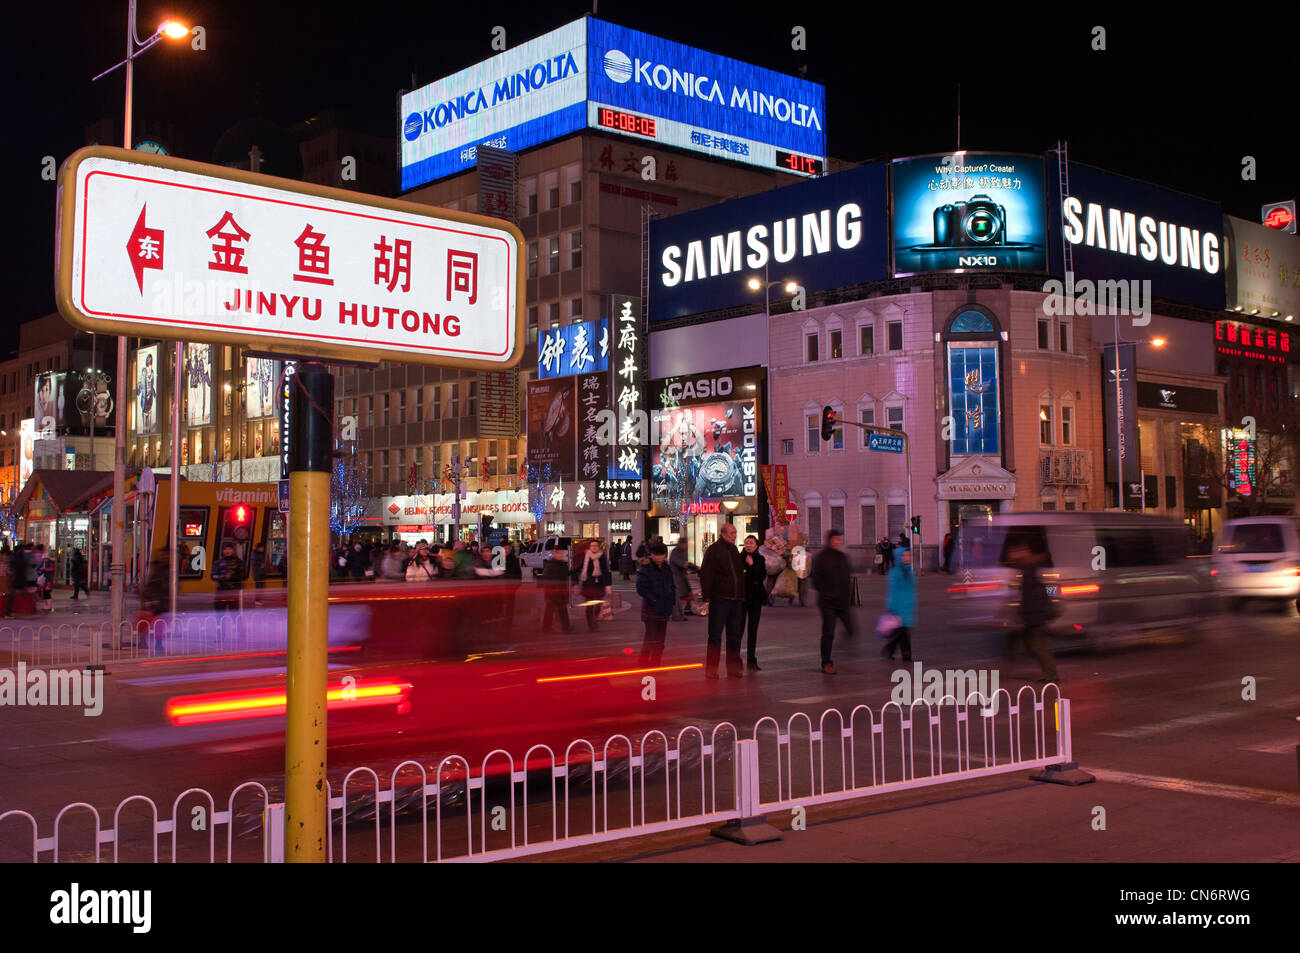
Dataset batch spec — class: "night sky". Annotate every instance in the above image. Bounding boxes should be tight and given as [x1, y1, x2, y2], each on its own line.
[8, 0, 1296, 353]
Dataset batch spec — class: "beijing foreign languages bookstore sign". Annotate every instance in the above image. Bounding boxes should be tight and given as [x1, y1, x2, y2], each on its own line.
[55, 147, 525, 369]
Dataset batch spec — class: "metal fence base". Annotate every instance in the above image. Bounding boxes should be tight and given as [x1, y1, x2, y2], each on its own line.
[710, 817, 783, 846]
[1028, 762, 1095, 786]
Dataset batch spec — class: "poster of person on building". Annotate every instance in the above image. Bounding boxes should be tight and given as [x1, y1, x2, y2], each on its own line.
[526, 377, 577, 481]
[651, 399, 758, 502]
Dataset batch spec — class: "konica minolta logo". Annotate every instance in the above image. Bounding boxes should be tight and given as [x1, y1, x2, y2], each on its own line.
[599, 48, 821, 130]
[404, 51, 581, 142]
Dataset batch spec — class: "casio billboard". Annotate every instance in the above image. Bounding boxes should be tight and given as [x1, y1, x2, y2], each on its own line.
[649, 162, 887, 323]
[1049, 160, 1226, 311]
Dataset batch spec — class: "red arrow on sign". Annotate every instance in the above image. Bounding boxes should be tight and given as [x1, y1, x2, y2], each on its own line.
[126, 205, 165, 293]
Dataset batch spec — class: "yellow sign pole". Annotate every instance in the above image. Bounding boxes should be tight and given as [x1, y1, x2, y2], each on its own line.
[285, 361, 333, 861]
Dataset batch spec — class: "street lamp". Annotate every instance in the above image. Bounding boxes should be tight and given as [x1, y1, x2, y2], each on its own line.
[722, 498, 739, 525]
[748, 265, 798, 538]
[91, 2, 190, 659]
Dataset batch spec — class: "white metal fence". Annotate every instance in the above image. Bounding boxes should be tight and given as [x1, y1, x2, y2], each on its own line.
[0, 610, 365, 667]
[0, 687, 1072, 862]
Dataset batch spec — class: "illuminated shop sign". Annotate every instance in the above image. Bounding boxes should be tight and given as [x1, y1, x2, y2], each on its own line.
[1226, 429, 1254, 496]
[1215, 320, 1290, 363]
[537, 318, 611, 379]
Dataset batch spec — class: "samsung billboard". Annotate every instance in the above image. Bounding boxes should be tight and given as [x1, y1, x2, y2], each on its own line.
[1048, 160, 1226, 311]
[892, 152, 1048, 275]
[649, 162, 887, 323]
[400, 17, 827, 190]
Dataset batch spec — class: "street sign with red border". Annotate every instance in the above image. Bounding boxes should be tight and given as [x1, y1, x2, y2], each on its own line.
[55, 147, 526, 369]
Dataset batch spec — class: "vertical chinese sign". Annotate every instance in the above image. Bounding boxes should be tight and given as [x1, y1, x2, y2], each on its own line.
[609, 295, 644, 491]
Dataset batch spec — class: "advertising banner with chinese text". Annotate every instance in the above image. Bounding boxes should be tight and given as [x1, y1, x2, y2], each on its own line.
[525, 378, 577, 481]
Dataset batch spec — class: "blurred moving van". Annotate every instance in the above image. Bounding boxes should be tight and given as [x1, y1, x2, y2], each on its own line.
[947, 512, 1213, 647]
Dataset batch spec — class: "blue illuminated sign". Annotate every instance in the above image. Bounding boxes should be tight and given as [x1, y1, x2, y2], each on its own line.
[948, 346, 1000, 456]
[586, 19, 826, 172]
[537, 318, 611, 379]
[400, 18, 827, 191]
[649, 162, 887, 323]
[868, 433, 905, 454]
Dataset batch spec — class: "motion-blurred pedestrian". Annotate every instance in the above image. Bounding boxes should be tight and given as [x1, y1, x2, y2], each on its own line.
[541, 547, 573, 634]
[1008, 541, 1058, 682]
[212, 543, 244, 613]
[636, 542, 675, 666]
[812, 529, 853, 674]
[882, 545, 916, 663]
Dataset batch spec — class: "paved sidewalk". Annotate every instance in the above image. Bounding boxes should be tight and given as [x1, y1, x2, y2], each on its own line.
[520, 765, 1300, 864]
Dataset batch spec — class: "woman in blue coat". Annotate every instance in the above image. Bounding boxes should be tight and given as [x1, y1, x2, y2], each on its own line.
[882, 546, 916, 662]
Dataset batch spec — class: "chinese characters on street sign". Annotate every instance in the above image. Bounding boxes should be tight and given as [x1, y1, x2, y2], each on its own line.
[56, 147, 525, 369]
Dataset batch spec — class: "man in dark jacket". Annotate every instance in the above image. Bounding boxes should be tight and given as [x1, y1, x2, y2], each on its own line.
[1009, 542, 1058, 682]
[70, 548, 89, 600]
[811, 529, 854, 674]
[740, 535, 767, 671]
[699, 522, 746, 678]
[636, 542, 675, 666]
[212, 544, 244, 613]
[540, 548, 573, 635]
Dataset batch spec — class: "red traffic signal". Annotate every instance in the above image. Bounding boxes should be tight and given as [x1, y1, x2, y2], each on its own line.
[821, 406, 838, 441]
[234, 504, 249, 523]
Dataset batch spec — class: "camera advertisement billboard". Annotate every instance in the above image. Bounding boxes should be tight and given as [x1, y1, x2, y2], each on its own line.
[34, 372, 65, 436]
[650, 399, 759, 504]
[650, 162, 887, 323]
[184, 343, 213, 427]
[892, 152, 1047, 276]
[135, 345, 159, 435]
[525, 377, 577, 482]
[1048, 159, 1225, 311]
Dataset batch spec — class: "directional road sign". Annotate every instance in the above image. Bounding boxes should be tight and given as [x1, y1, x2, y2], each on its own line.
[868, 432, 905, 454]
[55, 147, 525, 369]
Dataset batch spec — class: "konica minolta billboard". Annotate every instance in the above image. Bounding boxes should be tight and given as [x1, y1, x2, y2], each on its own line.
[400, 17, 827, 190]
[1047, 159, 1226, 311]
[649, 162, 887, 324]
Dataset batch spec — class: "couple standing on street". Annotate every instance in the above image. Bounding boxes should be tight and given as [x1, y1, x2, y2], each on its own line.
[636, 523, 767, 676]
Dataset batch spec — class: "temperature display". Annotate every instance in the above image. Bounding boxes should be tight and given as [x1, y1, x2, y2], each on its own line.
[776, 150, 823, 176]
[598, 108, 657, 138]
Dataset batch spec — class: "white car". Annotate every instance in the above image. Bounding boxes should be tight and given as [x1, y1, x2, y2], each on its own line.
[519, 536, 573, 576]
[1212, 517, 1300, 608]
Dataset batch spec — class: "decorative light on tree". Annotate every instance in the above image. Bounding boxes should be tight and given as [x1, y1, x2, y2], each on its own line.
[528, 463, 552, 528]
[330, 450, 370, 536]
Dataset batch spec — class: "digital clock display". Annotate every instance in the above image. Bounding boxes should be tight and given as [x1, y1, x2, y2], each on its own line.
[598, 108, 657, 138]
[775, 150, 823, 176]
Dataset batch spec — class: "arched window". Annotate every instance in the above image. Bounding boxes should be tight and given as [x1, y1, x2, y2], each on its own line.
[950, 310, 995, 334]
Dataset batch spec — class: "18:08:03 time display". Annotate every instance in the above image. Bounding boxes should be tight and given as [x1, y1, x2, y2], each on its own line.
[598, 108, 657, 137]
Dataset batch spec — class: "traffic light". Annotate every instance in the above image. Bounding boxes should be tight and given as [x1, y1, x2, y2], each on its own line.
[821, 406, 837, 441]
[227, 503, 252, 542]
[910, 515, 921, 534]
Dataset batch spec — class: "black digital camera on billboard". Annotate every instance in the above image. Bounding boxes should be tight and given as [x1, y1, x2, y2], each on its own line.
[933, 194, 1007, 246]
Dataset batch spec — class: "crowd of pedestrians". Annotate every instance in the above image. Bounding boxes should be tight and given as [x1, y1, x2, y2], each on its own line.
[0, 541, 84, 617]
